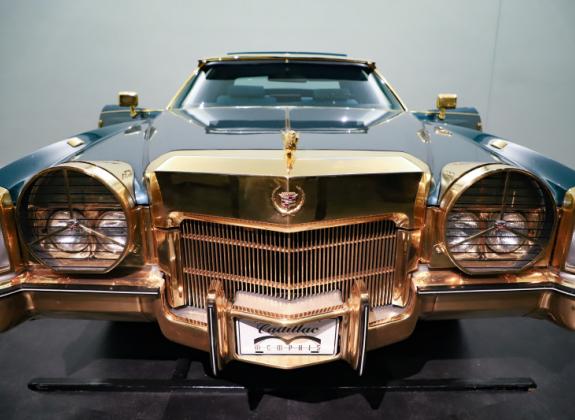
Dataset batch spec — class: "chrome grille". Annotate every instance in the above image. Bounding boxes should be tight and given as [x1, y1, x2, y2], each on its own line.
[179, 218, 399, 308]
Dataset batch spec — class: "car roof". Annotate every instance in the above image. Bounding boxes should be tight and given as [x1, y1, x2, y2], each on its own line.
[201, 52, 374, 67]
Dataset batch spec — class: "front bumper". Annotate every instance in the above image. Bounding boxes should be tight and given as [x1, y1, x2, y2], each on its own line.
[1, 265, 574, 372]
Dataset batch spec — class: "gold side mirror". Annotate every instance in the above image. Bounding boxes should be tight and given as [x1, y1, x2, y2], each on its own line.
[118, 91, 139, 118]
[436, 93, 457, 120]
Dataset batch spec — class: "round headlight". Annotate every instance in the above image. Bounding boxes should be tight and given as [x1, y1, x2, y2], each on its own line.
[485, 212, 528, 253]
[95, 211, 128, 253]
[442, 165, 556, 274]
[47, 210, 90, 253]
[18, 162, 135, 273]
[446, 212, 481, 254]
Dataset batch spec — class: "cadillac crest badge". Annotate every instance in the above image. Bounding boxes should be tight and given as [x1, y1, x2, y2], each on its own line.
[272, 185, 305, 216]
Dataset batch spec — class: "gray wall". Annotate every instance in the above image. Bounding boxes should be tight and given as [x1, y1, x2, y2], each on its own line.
[0, 0, 574, 168]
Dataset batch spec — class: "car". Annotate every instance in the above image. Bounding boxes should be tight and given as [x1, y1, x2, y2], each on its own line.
[1, 51, 574, 376]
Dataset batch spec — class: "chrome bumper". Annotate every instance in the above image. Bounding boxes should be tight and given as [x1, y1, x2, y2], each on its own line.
[1, 265, 575, 371]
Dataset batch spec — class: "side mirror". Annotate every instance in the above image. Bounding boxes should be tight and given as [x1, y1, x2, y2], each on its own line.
[118, 91, 139, 118]
[100, 92, 159, 128]
[436, 93, 457, 120]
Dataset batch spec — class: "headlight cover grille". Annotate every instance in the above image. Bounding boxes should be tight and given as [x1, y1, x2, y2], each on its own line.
[18, 163, 134, 273]
[443, 166, 556, 274]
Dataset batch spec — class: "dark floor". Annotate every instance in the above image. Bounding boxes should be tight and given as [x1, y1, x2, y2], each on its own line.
[0, 315, 574, 420]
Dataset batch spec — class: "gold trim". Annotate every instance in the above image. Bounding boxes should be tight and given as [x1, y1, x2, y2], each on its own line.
[2, 262, 575, 366]
[552, 187, 575, 272]
[0, 265, 161, 332]
[80, 160, 136, 201]
[146, 150, 427, 178]
[413, 266, 575, 291]
[118, 91, 139, 118]
[231, 304, 346, 320]
[436, 93, 457, 120]
[439, 162, 491, 200]
[414, 267, 575, 330]
[173, 213, 405, 311]
[66, 137, 85, 148]
[413, 160, 432, 230]
[16, 162, 138, 274]
[168, 212, 409, 233]
[438, 164, 558, 275]
[145, 150, 430, 230]
[0, 187, 23, 275]
[203, 278, 370, 370]
[7, 264, 162, 291]
[489, 139, 509, 150]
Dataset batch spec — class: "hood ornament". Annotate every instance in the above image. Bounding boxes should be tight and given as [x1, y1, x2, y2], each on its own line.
[272, 108, 304, 216]
[282, 129, 299, 173]
[281, 107, 299, 174]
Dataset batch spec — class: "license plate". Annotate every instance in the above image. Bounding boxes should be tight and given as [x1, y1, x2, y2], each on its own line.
[236, 318, 339, 355]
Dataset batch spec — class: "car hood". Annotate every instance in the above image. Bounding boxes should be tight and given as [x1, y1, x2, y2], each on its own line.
[73, 107, 501, 205]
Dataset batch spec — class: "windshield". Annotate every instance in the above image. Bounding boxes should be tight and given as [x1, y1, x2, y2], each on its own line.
[179, 107, 400, 132]
[178, 62, 403, 109]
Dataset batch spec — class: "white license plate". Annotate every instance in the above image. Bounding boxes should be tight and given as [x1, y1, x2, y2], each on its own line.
[236, 318, 339, 355]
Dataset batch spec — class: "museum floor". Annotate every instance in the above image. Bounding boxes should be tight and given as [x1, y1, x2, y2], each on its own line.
[0, 315, 573, 419]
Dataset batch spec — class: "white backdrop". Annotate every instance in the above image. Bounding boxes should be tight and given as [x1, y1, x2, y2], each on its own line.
[0, 0, 573, 168]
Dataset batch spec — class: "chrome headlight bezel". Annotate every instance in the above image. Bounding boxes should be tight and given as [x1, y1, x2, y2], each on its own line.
[17, 162, 136, 274]
[553, 187, 575, 274]
[0, 186, 20, 275]
[440, 164, 557, 275]
[565, 230, 575, 272]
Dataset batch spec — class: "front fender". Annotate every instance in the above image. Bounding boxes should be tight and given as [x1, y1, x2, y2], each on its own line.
[0, 124, 131, 200]
[448, 126, 575, 203]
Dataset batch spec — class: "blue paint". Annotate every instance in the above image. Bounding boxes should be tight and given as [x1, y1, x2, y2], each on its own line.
[1, 108, 573, 208]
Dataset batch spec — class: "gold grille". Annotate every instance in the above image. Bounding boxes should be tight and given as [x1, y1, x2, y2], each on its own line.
[179, 218, 399, 308]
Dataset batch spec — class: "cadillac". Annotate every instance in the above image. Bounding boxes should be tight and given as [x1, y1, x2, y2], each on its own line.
[1, 52, 574, 375]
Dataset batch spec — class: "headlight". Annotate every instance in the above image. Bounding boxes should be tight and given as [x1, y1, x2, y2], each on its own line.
[485, 212, 527, 253]
[95, 211, 128, 253]
[47, 210, 90, 254]
[446, 212, 480, 253]
[442, 165, 556, 274]
[18, 162, 135, 273]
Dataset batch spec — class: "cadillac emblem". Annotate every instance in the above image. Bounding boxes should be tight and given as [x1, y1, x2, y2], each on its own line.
[272, 185, 305, 216]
